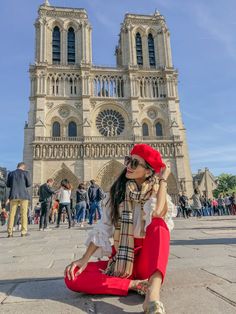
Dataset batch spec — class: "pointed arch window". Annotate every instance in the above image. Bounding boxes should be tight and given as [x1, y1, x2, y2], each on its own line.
[155, 122, 163, 136]
[68, 27, 75, 64]
[148, 33, 156, 67]
[52, 121, 61, 137]
[136, 33, 143, 66]
[142, 123, 149, 136]
[68, 121, 77, 137]
[52, 26, 61, 64]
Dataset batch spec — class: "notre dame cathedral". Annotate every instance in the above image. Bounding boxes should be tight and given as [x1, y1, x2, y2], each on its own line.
[23, 0, 193, 206]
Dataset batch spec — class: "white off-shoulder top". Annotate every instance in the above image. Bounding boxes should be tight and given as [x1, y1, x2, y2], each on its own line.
[85, 193, 177, 258]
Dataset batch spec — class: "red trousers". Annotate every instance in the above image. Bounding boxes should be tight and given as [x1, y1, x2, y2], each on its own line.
[65, 217, 170, 296]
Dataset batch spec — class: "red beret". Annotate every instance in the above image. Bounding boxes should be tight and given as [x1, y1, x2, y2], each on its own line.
[131, 144, 165, 173]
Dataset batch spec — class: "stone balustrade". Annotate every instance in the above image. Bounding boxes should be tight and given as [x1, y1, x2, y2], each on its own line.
[32, 139, 183, 160]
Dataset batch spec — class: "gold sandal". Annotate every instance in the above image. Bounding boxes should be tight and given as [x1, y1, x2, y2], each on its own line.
[144, 300, 166, 314]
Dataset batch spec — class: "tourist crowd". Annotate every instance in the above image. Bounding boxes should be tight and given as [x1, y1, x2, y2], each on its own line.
[178, 190, 236, 218]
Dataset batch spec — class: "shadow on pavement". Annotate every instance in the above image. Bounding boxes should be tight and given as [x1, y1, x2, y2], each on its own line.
[0, 277, 143, 313]
[171, 237, 236, 246]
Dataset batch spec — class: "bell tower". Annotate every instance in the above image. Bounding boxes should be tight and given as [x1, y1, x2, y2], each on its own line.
[116, 11, 173, 68]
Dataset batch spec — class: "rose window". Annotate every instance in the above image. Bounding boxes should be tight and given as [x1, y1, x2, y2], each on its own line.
[96, 109, 125, 136]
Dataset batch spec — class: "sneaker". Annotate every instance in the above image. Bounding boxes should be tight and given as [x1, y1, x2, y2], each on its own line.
[39, 228, 43, 231]
[80, 223, 84, 228]
[55, 225, 59, 228]
[13, 227, 16, 232]
[7, 234, 13, 238]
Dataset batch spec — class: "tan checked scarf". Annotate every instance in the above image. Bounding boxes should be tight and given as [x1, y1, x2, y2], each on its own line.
[104, 175, 159, 278]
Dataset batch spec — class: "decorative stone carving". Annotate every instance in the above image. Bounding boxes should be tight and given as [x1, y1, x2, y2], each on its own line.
[58, 107, 70, 118]
[46, 102, 54, 109]
[32, 141, 183, 160]
[90, 101, 96, 108]
[74, 102, 82, 109]
[170, 118, 178, 127]
[160, 103, 167, 111]
[139, 103, 145, 110]
[96, 109, 125, 136]
[147, 109, 157, 119]
[83, 118, 91, 127]
[132, 119, 141, 127]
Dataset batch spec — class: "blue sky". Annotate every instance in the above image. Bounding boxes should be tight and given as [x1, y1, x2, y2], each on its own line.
[0, 0, 235, 175]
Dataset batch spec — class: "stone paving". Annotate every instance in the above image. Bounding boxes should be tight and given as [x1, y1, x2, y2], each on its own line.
[0, 216, 236, 313]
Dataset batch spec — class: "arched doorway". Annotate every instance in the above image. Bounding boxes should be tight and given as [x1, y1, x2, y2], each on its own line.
[167, 173, 179, 204]
[96, 160, 124, 192]
[52, 163, 80, 204]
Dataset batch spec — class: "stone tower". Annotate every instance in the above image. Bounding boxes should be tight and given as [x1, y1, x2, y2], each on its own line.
[23, 2, 193, 206]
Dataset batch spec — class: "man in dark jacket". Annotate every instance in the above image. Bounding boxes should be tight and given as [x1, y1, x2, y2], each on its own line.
[179, 192, 190, 219]
[7, 162, 31, 237]
[88, 180, 104, 225]
[38, 178, 55, 231]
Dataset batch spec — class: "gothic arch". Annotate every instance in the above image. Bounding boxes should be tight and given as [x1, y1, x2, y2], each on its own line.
[64, 20, 80, 32]
[45, 104, 82, 125]
[51, 163, 79, 191]
[153, 118, 167, 137]
[132, 26, 147, 37]
[167, 173, 178, 204]
[141, 118, 152, 136]
[49, 19, 64, 31]
[96, 160, 124, 192]
[146, 28, 158, 38]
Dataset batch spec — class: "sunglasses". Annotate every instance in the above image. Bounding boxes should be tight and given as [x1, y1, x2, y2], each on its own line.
[124, 155, 153, 171]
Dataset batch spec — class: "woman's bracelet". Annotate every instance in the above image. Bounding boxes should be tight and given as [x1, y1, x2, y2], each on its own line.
[159, 178, 167, 184]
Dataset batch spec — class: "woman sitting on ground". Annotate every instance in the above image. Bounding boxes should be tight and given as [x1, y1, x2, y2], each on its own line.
[64, 144, 176, 314]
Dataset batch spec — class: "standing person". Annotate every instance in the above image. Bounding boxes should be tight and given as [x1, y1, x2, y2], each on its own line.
[56, 179, 72, 228]
[224, 194, 231, 215]
[76, 183, 89, 227]
[179, 192, 189, 219]
[217, 194, 225, 216]
[88, 180, 104, 225]
[6, 162, 31, 238]
[50, 199, 59, 224]
[0, 207, 8, 226]
[230, 192, 236, 215]
[64, 144, 176, 314]
[191, 189, 202, 218]
[38, 178, 55, 231]
[34, 202, 41, 224]
[211, 198, 218, 216]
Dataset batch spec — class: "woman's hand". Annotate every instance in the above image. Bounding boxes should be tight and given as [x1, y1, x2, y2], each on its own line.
[64, 258, 88, 280]
[159, 163, 171, 181]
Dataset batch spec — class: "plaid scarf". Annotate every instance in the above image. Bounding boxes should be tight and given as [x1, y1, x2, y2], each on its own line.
[104, 175, 159, 278]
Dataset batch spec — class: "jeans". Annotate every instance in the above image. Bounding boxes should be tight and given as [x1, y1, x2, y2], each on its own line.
[195, 208, 202, 217]
[39, 201, 51, 229]
[76, 201, 87, 223]
[89, 201, 102, 225]
[57, 203, 72, 227]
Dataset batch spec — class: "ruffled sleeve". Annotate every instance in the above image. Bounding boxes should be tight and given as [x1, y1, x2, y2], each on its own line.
[143, 194, 177, 232]
[84, 193, 114, 258]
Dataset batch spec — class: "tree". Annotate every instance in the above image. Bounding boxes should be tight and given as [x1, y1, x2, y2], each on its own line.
[214, 173, 236, 197]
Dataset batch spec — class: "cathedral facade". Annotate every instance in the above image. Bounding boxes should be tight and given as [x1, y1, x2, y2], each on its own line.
[23, 1, 193, 205]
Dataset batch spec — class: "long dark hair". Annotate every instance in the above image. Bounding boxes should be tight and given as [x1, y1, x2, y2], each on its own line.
[110, 161, 154, 225]
[110, 168, 128, 226]
[61, 179, 71, 190]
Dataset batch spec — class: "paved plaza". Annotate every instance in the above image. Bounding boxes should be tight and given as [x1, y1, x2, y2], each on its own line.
[0, 216, 236, 313]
